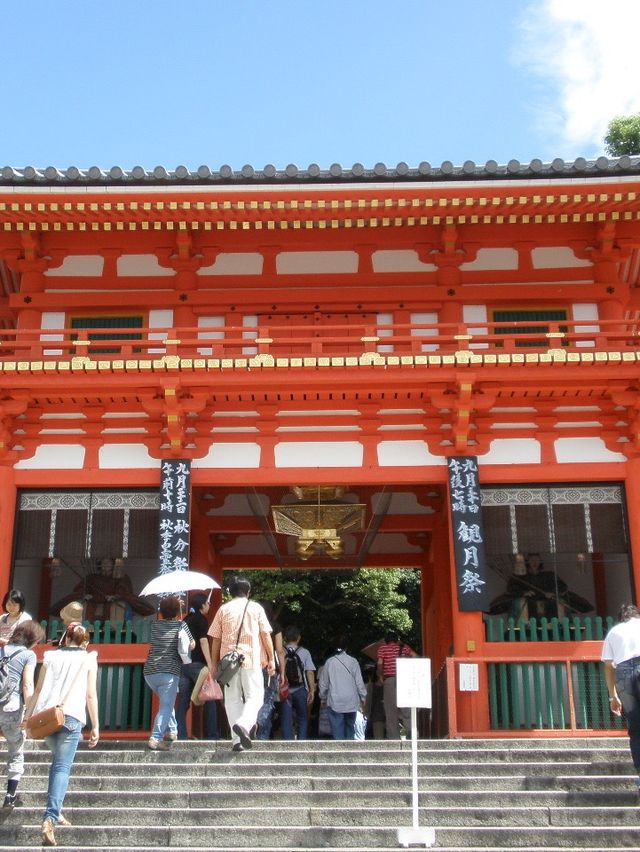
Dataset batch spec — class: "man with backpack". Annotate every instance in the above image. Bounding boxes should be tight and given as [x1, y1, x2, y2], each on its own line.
[280, 626, 316, 740]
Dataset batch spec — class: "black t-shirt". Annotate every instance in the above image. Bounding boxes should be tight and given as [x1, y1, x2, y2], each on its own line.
[185, 610, 209, 666]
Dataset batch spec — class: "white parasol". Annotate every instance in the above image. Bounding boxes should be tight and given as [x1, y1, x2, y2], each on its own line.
[139, 569, 220, 597]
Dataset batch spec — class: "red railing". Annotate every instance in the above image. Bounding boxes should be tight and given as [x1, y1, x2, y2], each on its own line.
[0, 318, 637, 363]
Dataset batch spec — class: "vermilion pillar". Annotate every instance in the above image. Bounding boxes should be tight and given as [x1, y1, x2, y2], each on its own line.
[446, 481, 490, 735]
[425, 517, 454, 673]
[624, 456, 640, 599]
[0, 466, 17, 599]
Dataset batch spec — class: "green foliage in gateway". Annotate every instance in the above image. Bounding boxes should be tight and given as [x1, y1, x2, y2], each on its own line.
[224, 567, 421, 665]
[604, 114, 640, 156]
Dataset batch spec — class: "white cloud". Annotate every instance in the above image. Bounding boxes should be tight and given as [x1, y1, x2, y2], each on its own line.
[516, 0, 640, 156]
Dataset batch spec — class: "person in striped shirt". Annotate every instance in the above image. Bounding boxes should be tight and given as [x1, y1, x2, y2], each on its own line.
[376, 632, 417, 739]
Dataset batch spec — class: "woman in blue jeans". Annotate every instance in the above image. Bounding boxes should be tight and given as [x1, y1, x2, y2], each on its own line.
[143, 595, 194, 750]
[25, 622, 99, 847]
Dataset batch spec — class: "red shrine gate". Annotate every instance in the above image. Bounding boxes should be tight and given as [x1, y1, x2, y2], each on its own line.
[1, 156, 640, 737]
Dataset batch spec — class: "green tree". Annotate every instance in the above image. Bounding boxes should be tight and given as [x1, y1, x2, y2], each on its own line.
[226, 567, 421, 664]
[604, 114, 640, 156]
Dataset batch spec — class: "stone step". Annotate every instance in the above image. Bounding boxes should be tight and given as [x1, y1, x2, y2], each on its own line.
[6, 804, 640, 828]
[0, 738, 635, 850]
[16, 735, 629, 754]
[10, 772, 637, 793]
[1, 824, 640, 848]
[16, 743, 631, 762]
[0, 848, 634, 852]
[6, 788, 640, 808]
[0, 848, 633, 852]
[8, 759, 633, 780]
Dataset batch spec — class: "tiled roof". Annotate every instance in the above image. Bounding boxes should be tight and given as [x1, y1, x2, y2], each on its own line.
[1, 156, 640, 186]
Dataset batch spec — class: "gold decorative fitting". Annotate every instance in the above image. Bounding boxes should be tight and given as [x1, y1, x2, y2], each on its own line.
[545, 332, 565, 338]
[360, 336, 380, 343]
[359, 353, 386, 366]
[453, 334, 473, 341]
[254, 338, 273, 344]
[272, 486, 365, 562]
[249, 354, 275, 368]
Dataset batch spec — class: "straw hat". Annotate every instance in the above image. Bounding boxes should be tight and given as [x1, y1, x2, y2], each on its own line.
[60, 601, 83, 625]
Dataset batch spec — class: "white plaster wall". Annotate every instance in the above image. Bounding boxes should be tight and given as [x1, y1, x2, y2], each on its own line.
[198, 253, 263, 275]
[275, 441, 363, 467]
[532, 247, 592, 269]
[372, 250, 437, 272]
[149, 309, 174, 327]
[99, 443, 158, 468]
[480, 438, 541, 464]
[463, 304, 489, 349]
[117, 255, 175, 277]
[276, 251, 359, 274]
[197, 316, 225, 355]
[40, 311, 66, 355]
[461, 248, 518, 270]
[554, 437, 627, 463]
[15, 444, 85, 469]
[377, 440, 446, 466]
[377, 312, 394, 352]
[45, 256, 104, 277]
[193, 443, 261, 468]
[572, 303, 599, 348]
[410, 312, 439, 351]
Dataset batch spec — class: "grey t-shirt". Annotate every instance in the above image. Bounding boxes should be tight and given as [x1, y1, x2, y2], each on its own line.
[0, 644, 35, 713]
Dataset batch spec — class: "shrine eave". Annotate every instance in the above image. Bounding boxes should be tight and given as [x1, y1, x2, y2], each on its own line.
[2, 156, 640, 188]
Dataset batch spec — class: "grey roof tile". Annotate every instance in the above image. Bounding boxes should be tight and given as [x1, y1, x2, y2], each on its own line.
[1, 157, 639, 186]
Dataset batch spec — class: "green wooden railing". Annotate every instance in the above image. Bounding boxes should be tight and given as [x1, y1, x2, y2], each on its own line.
[485, 614, 615, 642]
[484, 615, 621, 731]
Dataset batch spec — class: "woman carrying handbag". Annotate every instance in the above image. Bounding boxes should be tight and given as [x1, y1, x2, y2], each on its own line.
[24, 622, 99, 847]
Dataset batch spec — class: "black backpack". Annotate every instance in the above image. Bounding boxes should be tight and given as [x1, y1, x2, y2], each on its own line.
[0, 647, 22, 708]
[284, 646, 306, 689]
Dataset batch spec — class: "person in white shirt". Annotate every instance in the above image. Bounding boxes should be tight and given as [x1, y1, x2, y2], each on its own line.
[601, 604, 640, 790]
[25, 622, 99, 847]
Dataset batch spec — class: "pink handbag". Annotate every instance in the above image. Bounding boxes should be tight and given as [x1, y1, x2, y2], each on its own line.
[191, 669, 223, 705]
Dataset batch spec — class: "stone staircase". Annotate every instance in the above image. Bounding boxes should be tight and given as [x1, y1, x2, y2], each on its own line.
[0, 737, 638, 851]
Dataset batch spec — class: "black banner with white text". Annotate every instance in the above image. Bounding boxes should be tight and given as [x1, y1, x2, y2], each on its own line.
[447, 456, 490, 612]
[158, 460, 191, 574]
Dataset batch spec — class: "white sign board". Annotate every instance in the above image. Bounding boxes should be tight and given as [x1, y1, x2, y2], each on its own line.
[396, 657, 432, 709]
[459, 663, 479, 692]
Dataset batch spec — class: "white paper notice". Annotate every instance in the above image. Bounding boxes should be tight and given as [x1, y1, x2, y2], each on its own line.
[458, 663, 479, 692]
[396, 658, 432, 709]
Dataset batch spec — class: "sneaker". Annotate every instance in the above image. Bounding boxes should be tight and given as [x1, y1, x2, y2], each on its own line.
[57, 814, 72, 826]
[165, 731, 177, 741]
[147, 737, 170, 751]
[41, 817, 56, 847]
[231, 742, 244, 752]
[2, 793, 17, 809]
[232, 723, 253, 749]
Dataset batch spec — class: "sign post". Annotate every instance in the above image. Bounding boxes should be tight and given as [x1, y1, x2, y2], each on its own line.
[396, 657, 435, 849]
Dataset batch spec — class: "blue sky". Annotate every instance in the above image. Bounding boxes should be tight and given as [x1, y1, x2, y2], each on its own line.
[2, 0, 639, 171]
